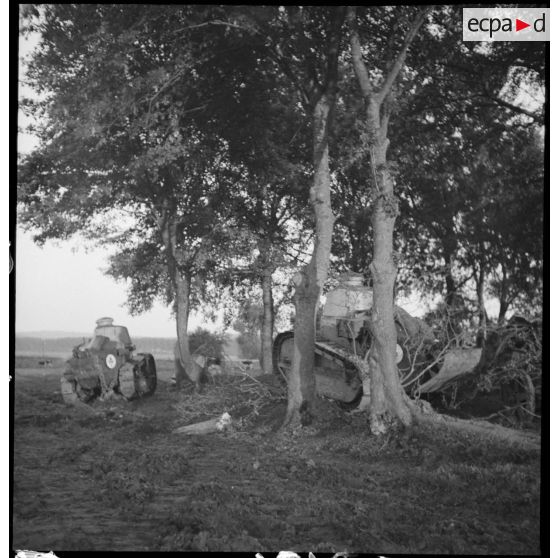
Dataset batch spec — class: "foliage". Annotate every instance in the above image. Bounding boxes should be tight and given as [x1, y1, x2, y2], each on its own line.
[467, 128, 544, 317]
[188, 328, 227, 361]
[390, 10, 544, 315]
[230, 300, 265, 360]
[430, 316, 542, 429]
[18, 5, 317, 337]
[18, 5, 246, 320]
[326, 6, 544, 321]
[173, 374, 285, 428]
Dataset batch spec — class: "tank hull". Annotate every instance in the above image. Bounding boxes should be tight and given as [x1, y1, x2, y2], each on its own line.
[272, 331, 482, 410]
[273, 331, 411, 410]
[62, 318, 157, 404]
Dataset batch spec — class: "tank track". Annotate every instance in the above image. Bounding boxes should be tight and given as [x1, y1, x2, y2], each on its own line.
[118, 353, 157, 400]
[272, 331, 417, 411]
[272, 332, 365, 409]
[314, 339, 368, 377]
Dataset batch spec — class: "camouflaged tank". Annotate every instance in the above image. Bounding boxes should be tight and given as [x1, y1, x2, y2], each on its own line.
[273, 273, 482, 411]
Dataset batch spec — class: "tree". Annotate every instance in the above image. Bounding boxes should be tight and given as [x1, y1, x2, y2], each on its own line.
[20, 4, 331, 389]
[18, 5, 240, 387]
[347, 5, 430, 433]
[149, 5, 314, 376]
[255, 6, 347, 427]
[460, 127, 544, 323]
[388, 6, 544, 326]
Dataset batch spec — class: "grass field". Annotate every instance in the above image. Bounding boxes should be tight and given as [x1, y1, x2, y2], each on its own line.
[12, 356, 541, 553]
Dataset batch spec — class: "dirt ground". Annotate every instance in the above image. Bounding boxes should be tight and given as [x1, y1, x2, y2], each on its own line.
[12, 357, 541, 553]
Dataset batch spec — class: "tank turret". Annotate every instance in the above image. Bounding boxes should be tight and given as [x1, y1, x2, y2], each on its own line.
[92, 317, 134, 352]
[319, 273, 374, 349]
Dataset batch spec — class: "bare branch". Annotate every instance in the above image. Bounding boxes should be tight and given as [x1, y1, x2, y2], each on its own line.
[147, 69, 184, 117]
[174, 19, 264, 36]
[482, 90, 544, 124]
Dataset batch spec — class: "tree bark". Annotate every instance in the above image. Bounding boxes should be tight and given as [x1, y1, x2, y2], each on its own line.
[413, 410, 540, 451]
[498, 300, 509, 325]
[475, 258, 488, 347]
[285, 274, 321, 426]
[173, 273, 202, 387]
[444, 257, 457, 308]
[260, 267, 275, 375]
[498, 269, 509, 324]
[365, 108, 414, 433]
[284, 93, 336, 428]
[158, 202, 199, 387]
[348, 6, 429, 434]
[440, 233, 459, 308]
[282, 8, 345, 428]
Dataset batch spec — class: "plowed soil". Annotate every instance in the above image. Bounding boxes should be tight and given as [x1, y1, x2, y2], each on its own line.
[12, 358, 541, 553]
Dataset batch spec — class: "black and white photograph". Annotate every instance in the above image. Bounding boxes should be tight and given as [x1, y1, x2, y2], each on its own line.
[13, 4, 545, 554]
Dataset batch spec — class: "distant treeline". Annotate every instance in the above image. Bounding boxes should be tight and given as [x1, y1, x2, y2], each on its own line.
[16, 336, 176, 358]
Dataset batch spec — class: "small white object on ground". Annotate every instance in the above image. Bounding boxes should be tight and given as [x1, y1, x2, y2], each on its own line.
[173, 412, 232, 435]
[216, 412, 232, 430]
[15, 551, 59, 558]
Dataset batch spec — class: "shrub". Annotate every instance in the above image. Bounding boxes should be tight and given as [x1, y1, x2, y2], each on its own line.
[189, 328, 226, 361]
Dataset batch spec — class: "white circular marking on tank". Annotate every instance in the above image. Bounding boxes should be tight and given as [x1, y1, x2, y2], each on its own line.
[396, 344, 404, 364]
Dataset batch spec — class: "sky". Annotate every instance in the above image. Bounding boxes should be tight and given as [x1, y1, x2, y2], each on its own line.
[15, 229, 187, 337]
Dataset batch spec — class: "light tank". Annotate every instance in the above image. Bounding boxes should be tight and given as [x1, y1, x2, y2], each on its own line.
[272, 273, 479, 410]
[61, 317, 157, 404]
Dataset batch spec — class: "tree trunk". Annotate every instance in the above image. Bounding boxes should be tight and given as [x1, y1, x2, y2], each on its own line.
[157, 202, 200, 388]
[444, 254, 457, 308]
[283, 93, 336, 428]
[366, 112, 413, 433]
[348, 6, 429, 434]
[441, 242, 463, 338]
[282, 8, 344, 428]
[285, 276, 320, 426]
[475, 261, 487, 347]
[498, 300, 509, 325]
[173, 273, 202, 388]
[260, 268, 275, 375]
[498, 269, 509, 324]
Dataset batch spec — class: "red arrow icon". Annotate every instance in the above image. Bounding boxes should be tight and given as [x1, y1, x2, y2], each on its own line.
[516, 18, 531, 32]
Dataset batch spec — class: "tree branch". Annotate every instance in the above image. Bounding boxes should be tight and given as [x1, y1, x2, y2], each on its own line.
[266, 44, 312, 107]
[174, 19, 264, 36]
[347, 7, 373, 99]
[324, 7, 347, 95]
[376, 7, 431, 104]
[482, 89, 544, 123]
